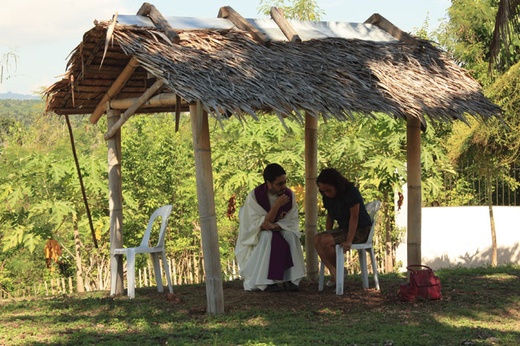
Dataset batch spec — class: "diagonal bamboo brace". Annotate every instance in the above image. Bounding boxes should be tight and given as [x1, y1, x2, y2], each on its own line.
[104, 79, 164, 140]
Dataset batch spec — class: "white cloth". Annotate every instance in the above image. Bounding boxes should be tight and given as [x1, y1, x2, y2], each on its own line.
[235, 190, 305, 291]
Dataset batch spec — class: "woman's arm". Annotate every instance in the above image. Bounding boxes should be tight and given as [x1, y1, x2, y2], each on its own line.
[325, 213, 334, 230]
[342, 203, 360, 251]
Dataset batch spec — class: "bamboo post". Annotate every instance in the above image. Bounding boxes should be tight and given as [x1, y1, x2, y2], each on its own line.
[407, 117, 422, 266]
[108, 109, 124, 295]
[305, 112, 319, 281]
[189, 101, 225, 314]
[171, 258, 177, 285]
[148, 260, 153, 286]
[68, 277, 73, 294]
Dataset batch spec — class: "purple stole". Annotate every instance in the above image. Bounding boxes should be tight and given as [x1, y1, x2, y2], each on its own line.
[254, 183, 294, 280]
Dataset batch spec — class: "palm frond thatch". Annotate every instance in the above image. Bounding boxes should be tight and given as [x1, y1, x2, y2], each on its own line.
[45, 17, 501, 123]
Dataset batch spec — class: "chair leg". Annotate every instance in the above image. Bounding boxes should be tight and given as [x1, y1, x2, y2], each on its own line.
[151, 253, 164, 293]
[369, 248, 380, 290]
[110, 253, 118, 296]
[335, 244, 344, 295]
[358, 249, 369, 289]
[318, 261, 325, 292]
[161, 252, 173, 294]
[127, 250, 136, 299]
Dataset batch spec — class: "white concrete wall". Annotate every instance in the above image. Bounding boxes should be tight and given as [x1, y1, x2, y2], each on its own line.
[395, 205, 520, 271]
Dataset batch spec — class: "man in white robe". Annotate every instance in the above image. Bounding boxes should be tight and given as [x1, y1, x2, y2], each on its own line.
[235, 163, 305, 292]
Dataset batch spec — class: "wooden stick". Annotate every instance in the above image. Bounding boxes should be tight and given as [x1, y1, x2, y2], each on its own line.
[364, 13, 417, 45]
[137, 3, 180, 44]
[109, 92, 183, 109]
[270, 7, 301, 43]
[218, 6, 270, 46]
[90, 56, 140, 124]
[104, 79, 164, 140]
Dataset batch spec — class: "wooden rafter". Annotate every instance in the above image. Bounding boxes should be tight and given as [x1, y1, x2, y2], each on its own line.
[104, 79, 164, 140]
[137, 2, 180, 44]
[218, 6, 270, 47]
[89, 56, 140, 124]
[270, 7, 301, 43]
[364, 13, 417, 45]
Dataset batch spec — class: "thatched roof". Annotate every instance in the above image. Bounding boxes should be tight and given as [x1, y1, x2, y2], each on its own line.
[45, 5, 501, 124]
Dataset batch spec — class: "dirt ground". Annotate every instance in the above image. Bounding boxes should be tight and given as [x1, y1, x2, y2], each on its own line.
[165, 276, 401, 315]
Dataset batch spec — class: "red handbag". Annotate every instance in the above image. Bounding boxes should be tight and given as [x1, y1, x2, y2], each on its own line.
[399, 265, 442, 301]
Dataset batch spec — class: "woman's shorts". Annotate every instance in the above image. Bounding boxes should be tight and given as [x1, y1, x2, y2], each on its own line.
[322, 225, 372, 245]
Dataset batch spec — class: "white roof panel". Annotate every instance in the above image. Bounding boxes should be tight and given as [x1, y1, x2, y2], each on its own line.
[115, 15, 398, 43]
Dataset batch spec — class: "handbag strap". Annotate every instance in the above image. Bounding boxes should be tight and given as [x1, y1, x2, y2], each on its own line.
[406, 264, 433, 272]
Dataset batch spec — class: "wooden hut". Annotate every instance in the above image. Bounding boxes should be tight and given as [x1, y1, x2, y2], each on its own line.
[45, 3, 501, 314]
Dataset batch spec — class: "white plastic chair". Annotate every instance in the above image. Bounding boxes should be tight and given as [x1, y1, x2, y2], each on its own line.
[110, 205, 174, 298]
[318, 200, 381, 295]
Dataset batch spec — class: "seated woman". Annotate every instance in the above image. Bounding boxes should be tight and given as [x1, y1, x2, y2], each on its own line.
[313, 168, 372, 286]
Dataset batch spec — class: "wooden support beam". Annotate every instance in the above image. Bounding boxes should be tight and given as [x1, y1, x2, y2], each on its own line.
[364, 13, 417, 45]
[175, 94, 181, 132]
[367, 13, 423, 267]
[107, 109, 124, 296]
[104, 79, 164, 140]
[406, 117, 422, 266]
[218, 6, 270, 47]
[138, 3, 180, 44]
[109, 92, 184, 109]
[189, 101, 225, 314]
[304, 112, 319, 281]
[90, 56, 140, 124]
[270, 7, 301, 43]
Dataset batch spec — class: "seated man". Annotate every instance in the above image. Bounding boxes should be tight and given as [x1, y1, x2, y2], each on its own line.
[235, 163, 305, 292]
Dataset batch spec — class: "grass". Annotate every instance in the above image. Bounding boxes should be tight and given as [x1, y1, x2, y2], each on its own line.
[0, 265, 518, 345]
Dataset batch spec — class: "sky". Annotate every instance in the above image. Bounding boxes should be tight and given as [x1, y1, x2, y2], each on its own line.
[0, 0, 451, 96]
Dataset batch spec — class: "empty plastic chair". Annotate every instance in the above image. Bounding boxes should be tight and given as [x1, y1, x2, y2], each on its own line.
[110, 205, 173, 298]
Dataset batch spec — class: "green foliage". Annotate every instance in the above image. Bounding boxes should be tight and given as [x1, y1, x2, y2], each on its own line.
[435, 0, 499, 84]
[258, 0, 324, 20]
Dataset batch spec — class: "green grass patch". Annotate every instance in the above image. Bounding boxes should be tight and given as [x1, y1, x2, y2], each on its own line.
[0, 265, 519, 345]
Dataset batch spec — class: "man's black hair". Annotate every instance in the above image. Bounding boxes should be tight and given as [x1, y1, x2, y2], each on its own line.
[263, 163, 286, 183]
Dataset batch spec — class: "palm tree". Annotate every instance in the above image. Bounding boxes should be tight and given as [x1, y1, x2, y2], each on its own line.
[489, 0, 520, 69]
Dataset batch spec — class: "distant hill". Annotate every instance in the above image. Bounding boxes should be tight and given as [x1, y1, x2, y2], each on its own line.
[0, 92, 40, 100]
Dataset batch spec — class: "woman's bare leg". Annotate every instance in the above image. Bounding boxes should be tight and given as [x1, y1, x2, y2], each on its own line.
[313, 233, 338, 282]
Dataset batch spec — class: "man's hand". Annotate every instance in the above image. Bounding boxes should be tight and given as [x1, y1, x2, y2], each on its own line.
[274, 194, 290, 208]
[260, 221, 281, 231]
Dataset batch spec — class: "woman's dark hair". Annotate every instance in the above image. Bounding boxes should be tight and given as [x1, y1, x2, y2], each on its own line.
[316, 168, 353, 196]
[263, 163, 286, 183]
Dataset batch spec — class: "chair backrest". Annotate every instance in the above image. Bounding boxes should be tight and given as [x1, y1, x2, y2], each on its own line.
[139, 205, 173, 248]
[363, 200, 381, 245]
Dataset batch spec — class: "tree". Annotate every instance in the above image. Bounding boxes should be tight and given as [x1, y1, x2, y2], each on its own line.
[0, 50, 18, 84]
[437, 0, 520, 267]
[258, 0, 324, 20]
[489, 0, 520, 70]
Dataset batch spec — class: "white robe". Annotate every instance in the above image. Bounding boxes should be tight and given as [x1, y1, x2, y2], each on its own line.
[235, 190, 305, 291]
